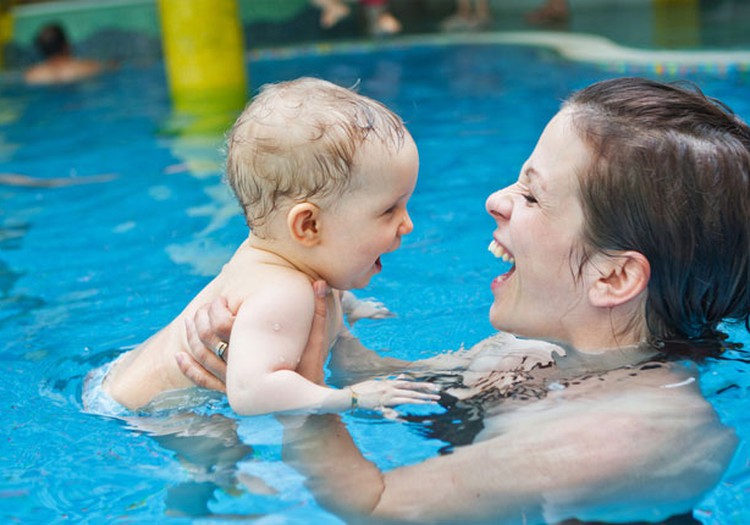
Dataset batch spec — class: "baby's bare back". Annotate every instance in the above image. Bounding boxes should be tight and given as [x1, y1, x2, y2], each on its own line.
[103, 241, 312, 410]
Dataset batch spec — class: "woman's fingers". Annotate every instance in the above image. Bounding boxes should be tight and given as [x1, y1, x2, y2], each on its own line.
[179, 296, 236, 389]
[208, 296, 235, 343]
[184, 305, 228, 380]
[175, 352, 227, 393]
[297, 280, 330, 383]
[306, 280, 330, 356]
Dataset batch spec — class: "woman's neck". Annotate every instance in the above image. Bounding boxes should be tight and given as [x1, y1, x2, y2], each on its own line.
[563, 299, 649, 354]
[555, 341, 660, 373]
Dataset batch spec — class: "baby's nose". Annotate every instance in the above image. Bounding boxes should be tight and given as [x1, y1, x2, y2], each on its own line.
[399, 211, 414, 235]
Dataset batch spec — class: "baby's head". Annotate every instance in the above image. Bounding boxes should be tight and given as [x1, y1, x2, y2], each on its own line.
[226, 77, 419, 290]
[227, 77, 409, 236]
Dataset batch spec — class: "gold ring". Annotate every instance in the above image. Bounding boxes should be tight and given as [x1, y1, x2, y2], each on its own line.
[214, 340, 228, 361]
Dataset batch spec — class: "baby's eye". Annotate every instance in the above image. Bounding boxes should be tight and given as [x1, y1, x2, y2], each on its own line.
[522, 193, 538, 205]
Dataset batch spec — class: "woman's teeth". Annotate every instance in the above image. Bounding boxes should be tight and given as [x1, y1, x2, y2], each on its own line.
[488, 240, 515, 264]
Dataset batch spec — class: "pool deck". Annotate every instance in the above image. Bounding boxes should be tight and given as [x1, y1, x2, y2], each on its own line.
[419, 31, 750, 70]
[246, 30, 750, 79]
[4, 0, 750, 72]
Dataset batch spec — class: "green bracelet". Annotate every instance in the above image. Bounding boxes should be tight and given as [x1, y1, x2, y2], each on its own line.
[349, 387, 359, 410]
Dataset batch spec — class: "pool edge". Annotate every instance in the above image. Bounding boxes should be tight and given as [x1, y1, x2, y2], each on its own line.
[248, 31, 750, 72]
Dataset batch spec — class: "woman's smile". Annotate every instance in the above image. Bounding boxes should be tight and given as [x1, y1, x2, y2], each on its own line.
[488, 239, 515, 263]
[488, 239, 516, 291]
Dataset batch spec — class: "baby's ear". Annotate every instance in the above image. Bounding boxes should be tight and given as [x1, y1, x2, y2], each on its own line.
[588, 251, 650, 308]
[287, 203, 321, 246]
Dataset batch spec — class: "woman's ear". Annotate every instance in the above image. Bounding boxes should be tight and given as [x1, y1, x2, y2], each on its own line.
[588, 251, 650, 308]
[287, 202, 321, 246]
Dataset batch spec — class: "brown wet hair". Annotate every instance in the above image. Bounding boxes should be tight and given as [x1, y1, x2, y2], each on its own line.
[566, 77, 750, 356]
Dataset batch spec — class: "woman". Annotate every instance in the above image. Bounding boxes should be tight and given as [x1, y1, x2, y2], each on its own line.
[178, 77, 750, 524]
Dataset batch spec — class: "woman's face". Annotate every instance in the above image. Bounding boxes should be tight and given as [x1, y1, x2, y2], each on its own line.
[485, 108, 593, 344]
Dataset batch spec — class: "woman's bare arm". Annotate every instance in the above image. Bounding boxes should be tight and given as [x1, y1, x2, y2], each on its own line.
[283, 377, 737, 524]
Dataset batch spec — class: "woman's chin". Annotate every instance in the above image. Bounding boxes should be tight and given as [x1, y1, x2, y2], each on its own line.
[488, 304, 509, 331]
[489, 305, 532, 337]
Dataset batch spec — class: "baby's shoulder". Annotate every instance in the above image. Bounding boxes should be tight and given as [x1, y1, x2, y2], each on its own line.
[196, 251, 315, 321]
[220, 247, 313, 296]
[241, 267, 313, 304]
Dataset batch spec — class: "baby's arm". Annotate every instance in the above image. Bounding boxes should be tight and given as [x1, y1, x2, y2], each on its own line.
[226, 277, 342, 414]
[226, 278, 438, 415]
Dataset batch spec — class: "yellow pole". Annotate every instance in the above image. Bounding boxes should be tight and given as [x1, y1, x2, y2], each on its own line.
[158, 0, 247, 118]
[0, 1, 14, 69]
[653, 0, 700, 49]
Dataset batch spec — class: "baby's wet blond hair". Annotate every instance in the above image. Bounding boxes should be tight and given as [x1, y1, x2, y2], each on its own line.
[226, 77, 407, 235]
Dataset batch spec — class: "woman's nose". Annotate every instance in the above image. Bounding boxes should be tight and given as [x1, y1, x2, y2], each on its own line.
[485, 189, 512, 221]
[399, 211, 414, 236]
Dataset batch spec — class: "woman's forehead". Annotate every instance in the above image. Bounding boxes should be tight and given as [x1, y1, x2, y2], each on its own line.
[528, 110, 589, 193]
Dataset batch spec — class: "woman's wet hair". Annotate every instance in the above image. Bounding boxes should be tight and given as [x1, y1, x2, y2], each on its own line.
[566, 77, 750, 356]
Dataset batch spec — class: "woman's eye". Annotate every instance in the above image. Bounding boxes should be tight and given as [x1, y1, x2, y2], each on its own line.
[522, 193, 538, 204]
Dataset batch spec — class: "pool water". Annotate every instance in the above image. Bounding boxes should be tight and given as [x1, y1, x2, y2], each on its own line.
[2, 40, 750, 523]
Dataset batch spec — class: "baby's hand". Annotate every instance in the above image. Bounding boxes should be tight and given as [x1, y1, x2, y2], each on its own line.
[341, 291, 395, 325]
[349, 377, 440, 410]
[467, 332, 566, 373]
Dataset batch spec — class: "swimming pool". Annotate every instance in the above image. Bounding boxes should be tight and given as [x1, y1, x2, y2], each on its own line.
[2, 38, 750, 523]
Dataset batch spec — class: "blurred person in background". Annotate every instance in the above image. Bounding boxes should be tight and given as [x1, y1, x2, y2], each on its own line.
[24, 23, 104, 85]
[526, 0, 569, 25]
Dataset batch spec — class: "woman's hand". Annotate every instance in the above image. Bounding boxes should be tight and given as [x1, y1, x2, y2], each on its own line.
[177, 280, 331, 391]
[295, 281, 331, 385]
[178, 296, 235, 392]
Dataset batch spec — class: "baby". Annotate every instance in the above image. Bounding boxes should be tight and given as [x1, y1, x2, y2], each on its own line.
[87, 77, 439, 416]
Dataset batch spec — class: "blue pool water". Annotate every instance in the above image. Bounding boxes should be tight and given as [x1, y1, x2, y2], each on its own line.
[2, 40, 750, 523]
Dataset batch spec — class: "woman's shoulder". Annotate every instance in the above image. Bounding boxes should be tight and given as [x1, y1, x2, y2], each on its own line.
[480, 357, 735, 461]
[473, 360, 737, 522]
[551, 357, 717, 422]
